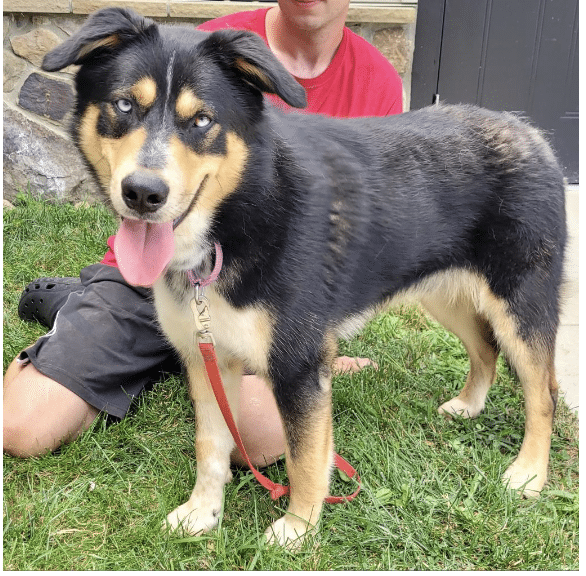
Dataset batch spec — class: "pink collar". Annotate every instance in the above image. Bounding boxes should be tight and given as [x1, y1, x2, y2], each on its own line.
[186, 242, 223, 289]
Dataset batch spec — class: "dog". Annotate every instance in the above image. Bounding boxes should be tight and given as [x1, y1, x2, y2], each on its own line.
[43, 8, 566, 547]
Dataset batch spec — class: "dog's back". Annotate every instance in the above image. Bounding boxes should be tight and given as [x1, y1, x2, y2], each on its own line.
[255, 105, 566, 340]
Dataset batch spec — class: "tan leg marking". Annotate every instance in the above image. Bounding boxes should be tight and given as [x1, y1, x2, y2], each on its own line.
[501, 352, 557, 497]
[478, 288, 556, 497]
[421, 294, 498, 418]
[265, 378, 334, 549]
[411, 270, 556, 497]
[164, 355, 242, 535]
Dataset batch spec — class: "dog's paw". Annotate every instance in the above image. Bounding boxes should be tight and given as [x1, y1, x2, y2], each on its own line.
[264, 515, 316, 550]
[438, 396, 483, 419]
[163, 500, 221, 536]
[503, 460, 546, 498]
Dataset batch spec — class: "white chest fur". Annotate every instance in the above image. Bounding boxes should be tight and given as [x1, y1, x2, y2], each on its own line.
[152, 278, 274, 376]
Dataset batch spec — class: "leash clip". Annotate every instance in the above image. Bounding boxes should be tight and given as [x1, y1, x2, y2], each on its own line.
[186, 242, 223, 346]
[190, 286, 215, 345]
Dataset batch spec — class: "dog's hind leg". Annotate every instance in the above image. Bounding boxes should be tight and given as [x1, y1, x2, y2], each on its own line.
[501, 352, 558, 497]
[421, 293, 499, 419]
[480, 289, 559, 497]
[165, 355, 241, 535]
[264, 365, 334, 549]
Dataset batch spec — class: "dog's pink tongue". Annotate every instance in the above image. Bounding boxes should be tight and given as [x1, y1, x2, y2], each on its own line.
[114, 219, 175, 287]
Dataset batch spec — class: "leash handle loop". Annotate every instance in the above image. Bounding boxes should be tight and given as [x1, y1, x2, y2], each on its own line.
[198, 342, 361, 503]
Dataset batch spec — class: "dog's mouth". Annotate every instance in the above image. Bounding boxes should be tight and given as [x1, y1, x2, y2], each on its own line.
[171, 174, 208, 232]
[114, 175, 209, 287]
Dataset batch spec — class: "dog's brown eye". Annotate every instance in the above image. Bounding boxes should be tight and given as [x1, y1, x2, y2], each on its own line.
[115, 99, 133, 114]
[194, 114, 212, 128]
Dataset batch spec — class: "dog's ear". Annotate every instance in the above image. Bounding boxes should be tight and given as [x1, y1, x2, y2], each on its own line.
[42, 7, 154, 71]
[199, 30, 307, 109]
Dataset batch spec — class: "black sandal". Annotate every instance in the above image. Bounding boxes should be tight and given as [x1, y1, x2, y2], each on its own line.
[18, 277, 83, 329]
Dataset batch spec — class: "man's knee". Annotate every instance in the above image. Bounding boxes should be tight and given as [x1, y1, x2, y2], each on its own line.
[3, 404, 98, 458]
[3, 357, 45, 457]
[3, 417, 51, 458]
[3, 360, 100, 457]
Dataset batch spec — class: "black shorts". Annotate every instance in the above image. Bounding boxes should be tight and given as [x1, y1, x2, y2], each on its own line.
[20, 264, 182, 418]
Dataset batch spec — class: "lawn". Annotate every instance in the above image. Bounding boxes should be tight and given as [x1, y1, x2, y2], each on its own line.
[3, 195, 579, 570]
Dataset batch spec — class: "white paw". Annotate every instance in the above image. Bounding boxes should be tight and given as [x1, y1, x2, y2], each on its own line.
[264, 515, 316, 550]
[438, 396, 483, 419]
[503, 460, 546, 498]
[163, 500, 221, 536]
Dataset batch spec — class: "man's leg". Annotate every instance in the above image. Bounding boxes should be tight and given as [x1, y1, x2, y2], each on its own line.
[3, 358, 99, 457]
[231, 357, 378, 467]
[4, 356, 283, 463]
[3, 264, 178, 458]
[4, 358, 375, 462]
[4, 264, 377, 462]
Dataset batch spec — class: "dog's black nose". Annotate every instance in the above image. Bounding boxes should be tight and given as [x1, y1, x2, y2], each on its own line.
[121, 172, 169, 214]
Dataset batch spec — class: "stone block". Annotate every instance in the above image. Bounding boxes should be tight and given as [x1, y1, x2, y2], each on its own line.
[4, 49, 27, 93]
[54, 15, 87, 37]
[72, 0, 168, 18]
[10, 28, 61, 67]
[6, 0, 70, 13]
[4, 13, 31, 44]
[18, 72, 74, 121]
[3, 104, 97, 202]
[373, 27, 411, 76]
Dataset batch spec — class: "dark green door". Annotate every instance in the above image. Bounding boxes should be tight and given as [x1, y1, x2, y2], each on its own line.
[411, 0, 578, 183]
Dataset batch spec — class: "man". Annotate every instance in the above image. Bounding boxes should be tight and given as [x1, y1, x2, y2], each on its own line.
[3, 0, 402, 464]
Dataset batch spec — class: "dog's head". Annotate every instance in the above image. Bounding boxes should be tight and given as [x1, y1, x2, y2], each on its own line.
[43, 7, 306, 286]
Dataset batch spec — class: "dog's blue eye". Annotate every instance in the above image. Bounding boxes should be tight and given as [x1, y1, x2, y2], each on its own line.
[194, 114, 212, 129]
[115, 99, 133, 114]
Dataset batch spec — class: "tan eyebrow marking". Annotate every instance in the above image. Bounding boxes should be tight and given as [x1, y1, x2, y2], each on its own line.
[131, 77, 157, 108]
[176, 87, 205, 119]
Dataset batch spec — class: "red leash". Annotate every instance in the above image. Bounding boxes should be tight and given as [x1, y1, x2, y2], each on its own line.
[190, 244, 361, 503]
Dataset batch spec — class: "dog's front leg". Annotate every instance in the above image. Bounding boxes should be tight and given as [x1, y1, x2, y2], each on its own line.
[165, 355, 240, 535]
[265, 370, 334, 549]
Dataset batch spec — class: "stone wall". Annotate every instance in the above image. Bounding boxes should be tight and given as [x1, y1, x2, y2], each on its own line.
[3, 1, 417, 203]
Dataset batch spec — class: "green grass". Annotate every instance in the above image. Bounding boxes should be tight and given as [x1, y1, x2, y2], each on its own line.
[3, 195, 579, 570]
